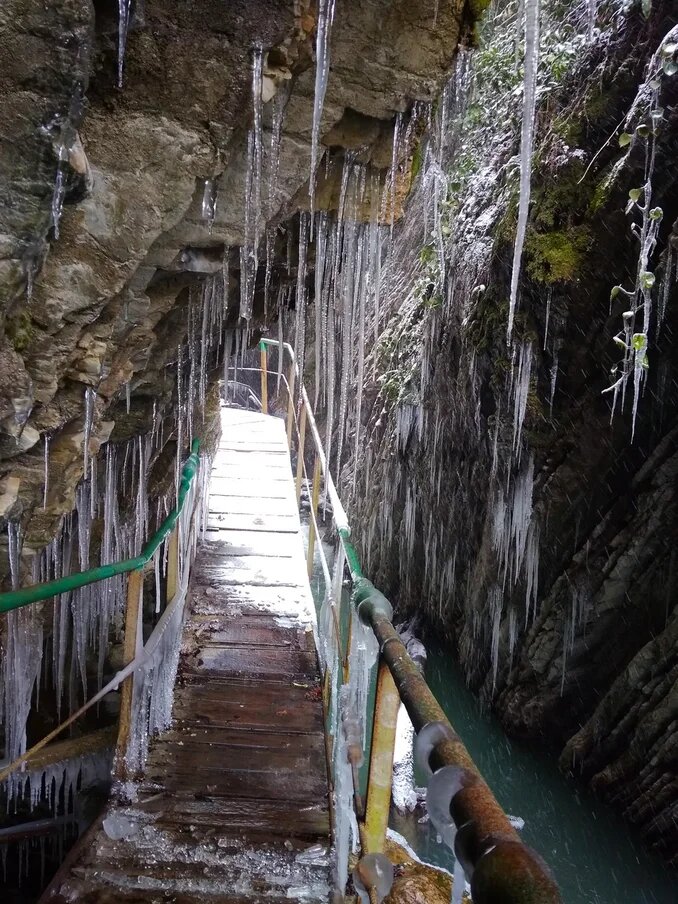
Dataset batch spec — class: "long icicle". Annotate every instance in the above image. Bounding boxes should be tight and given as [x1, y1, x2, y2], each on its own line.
[507, 0, 540, 343]
[309, 0, 337, 224]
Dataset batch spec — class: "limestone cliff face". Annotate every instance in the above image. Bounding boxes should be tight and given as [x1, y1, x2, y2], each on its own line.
[346, 1, 678, 863]
[0, 0, 470, 561]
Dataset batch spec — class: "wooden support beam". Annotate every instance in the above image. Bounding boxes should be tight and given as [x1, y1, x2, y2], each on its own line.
[115, 569, 143, 778]
[9, 725, 116, 775]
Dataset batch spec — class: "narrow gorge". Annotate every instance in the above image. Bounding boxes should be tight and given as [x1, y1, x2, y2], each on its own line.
[0, 0, 676, 901]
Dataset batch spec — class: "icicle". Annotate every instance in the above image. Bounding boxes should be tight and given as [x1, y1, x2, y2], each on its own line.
[239, 47, 264, 322]
[352, 229, 367, 492]
[42, 435, 50, 509]
[83, 387, 96, 475]
[295, 212, 310, 392]
[2, 607, 43, 762]
[309, 0, 337, 219]
[7, 521, 22, 590]
[508, 0, 540, 343]
[201, 179, 217, 233]
[587, 0, 598, 40]
[268, 90, 286, 218]
[117, 0, 131, 88]
[658, 246, 673, 331]
[154, 551, 162, 614]
[51, 146, 68, 240]
[549, 352, 558, 418]
[314, 213, 327, 409]
[175, 344, 183, 504]
[512, 341, 532, 455]
[543, 287, 552, 350]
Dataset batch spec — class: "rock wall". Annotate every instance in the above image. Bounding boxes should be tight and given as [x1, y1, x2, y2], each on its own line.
[0, 0, 472, 562]
[346, 0, 678, 863]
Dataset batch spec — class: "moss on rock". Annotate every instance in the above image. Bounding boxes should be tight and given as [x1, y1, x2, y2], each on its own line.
[525, 227, 592, 283]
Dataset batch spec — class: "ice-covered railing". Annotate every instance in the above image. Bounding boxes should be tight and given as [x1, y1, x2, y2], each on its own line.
[250, 338, 562, 904]
[0, 438, 208, 791]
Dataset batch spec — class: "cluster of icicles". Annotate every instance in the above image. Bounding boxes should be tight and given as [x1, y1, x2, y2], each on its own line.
[1, 273, 225, 823]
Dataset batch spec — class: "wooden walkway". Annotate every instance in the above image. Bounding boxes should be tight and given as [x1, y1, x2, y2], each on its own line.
[42, 408, 331, 904]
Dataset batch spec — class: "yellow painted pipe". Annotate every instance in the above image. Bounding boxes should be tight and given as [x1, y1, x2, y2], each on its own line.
[363, 662, 400, 854]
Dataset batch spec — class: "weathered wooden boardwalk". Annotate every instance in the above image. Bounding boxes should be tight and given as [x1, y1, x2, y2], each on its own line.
[42, 408, 331, 904]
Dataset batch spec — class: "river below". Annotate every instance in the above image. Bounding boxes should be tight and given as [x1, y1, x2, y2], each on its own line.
[390, 638, 677, 904]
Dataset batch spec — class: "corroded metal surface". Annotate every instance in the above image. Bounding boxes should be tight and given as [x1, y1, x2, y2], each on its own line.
[41, 408, 330, 904]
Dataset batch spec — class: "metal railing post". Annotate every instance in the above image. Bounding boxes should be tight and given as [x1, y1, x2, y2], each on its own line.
[286, 361, 296, 449]
[115, 568, 143, 778]
[306, 455, 322, 577]
[362, 662, 399, 853]
[259, 341, 268, 415]
[295, 403, 307, 504]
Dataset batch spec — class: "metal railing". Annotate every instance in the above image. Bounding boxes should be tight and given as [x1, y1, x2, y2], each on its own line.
[0, 438, 206, 786]
[255, 337, 562, 904]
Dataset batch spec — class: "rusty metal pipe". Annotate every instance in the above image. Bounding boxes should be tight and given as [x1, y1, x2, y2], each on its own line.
[367, 612, 562, 904]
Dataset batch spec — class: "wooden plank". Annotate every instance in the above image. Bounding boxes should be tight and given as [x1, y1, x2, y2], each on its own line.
[219, 440, 289, 452]
[200, 530, 299, 557]
[193, 553, 307, 587]
[144, 763, 327, 802]
[189, 617, 310, 649]
[209, 477, 294, 498]
[172, 687, 324, 733]
[189, 582, 315, 618]
[153, 727, 325, 756]
[212, 448, 291, 464]
[208, 495, 296, 516]
[141, 796, 330, 838]
[183, 645, 318, 679]
[209, 463, 291, 481]
[206, 511, 300, 532]
[53, 876, 311, 904]
[149, 802, 329, 840]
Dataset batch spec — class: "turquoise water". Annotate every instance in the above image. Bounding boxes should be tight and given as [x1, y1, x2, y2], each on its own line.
[305, 527, 676, 902]
[391, 640, 677, 904]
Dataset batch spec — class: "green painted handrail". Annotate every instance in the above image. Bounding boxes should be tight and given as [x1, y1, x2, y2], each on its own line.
[0, 439, 201, 614]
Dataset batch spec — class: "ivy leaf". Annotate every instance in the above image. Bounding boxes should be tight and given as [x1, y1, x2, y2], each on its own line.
[610, 285, 621, 301]
[640, 271, 656, 290]
[618, 132, 633, 147]
[628, 188, 642, 202]
[636, 123, 651, 138]
[641, 0, 652, 19]
[632, 333, 646, 351]
[641, 354, 650, 370]
[649, 206, 663, 221]
[662, 42, 678, 56]
[663, 60, 678, 76]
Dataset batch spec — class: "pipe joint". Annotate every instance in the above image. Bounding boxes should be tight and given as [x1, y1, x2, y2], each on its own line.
[352, 578, 393, 624]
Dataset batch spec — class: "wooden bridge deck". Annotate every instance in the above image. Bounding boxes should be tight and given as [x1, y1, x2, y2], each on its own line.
[42, 408, 331, 904]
